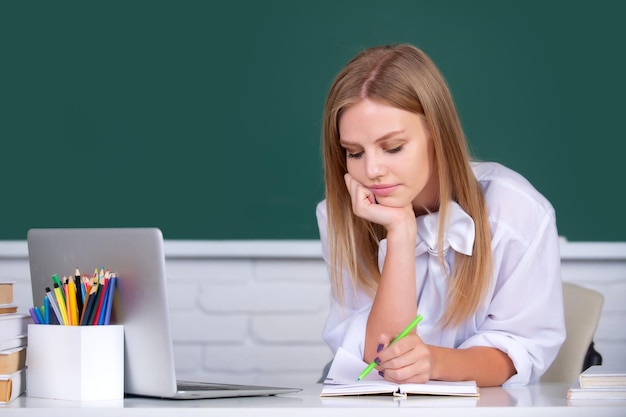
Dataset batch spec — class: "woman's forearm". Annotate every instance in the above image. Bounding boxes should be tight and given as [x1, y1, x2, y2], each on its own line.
[364, 221, 417, 363]
[429, 345, 516, 387]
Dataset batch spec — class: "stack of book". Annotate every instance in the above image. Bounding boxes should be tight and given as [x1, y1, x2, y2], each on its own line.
[0, 281, 30, 404]
[568, 365, 626, 400]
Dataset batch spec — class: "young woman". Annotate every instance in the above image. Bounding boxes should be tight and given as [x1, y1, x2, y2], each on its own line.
[317, 44, 565, 387]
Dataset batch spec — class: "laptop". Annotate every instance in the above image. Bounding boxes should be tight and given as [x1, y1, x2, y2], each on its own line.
[27, 227, 301, 399]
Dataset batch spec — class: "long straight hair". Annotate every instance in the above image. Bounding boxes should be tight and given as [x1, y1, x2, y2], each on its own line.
[322, 44, 492, 327]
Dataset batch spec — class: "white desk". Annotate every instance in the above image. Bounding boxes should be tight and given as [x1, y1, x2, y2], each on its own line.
[2, 383, 625, 416]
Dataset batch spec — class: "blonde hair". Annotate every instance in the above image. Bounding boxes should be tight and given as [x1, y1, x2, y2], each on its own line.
[322, 44, 492, 327]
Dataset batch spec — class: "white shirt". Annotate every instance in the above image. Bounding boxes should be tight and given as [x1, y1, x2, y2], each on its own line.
[316, 162, 566, 385]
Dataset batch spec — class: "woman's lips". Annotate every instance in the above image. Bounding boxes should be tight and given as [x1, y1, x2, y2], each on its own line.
[369, 184, 398, 197]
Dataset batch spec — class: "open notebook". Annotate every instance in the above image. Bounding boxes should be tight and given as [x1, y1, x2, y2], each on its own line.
[27, 227, 301, 399]
[321, 347, 479, 397]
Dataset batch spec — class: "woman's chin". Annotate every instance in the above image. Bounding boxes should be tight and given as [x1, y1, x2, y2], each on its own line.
[375, 197, 411, 209]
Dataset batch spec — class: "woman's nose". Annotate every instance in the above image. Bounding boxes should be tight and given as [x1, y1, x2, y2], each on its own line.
[366, 154, 385, 179]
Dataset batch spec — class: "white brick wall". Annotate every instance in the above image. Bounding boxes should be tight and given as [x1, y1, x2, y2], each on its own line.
[164, 251, 333, 386]
[1, 240, 625, 387]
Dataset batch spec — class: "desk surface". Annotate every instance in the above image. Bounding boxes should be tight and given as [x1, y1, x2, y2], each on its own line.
[2, 383, 625, 416]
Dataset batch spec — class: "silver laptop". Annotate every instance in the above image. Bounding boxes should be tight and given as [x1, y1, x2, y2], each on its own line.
[27, 227, 301, 399]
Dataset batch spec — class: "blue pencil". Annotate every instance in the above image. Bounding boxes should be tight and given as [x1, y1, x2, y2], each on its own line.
[102, 275, 117, 325]
[97, 279, 110, 325]
[43, 296, 50, 324]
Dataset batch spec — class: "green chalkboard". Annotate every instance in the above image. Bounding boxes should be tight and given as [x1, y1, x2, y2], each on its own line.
[1, 1, 624, 241]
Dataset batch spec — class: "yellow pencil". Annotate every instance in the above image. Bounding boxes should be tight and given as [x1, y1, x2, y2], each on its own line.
[53, 283, 69, 325]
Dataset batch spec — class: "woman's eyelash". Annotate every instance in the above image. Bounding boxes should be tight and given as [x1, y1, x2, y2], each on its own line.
[347, 151, 363, 159]
[386, 145, 403, 154]
[345, 145, 403, 159]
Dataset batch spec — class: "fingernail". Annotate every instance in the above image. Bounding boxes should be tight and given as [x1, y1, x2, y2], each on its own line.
[376, 344, 384, 353]
[374, 357, 381, 365]
[378, 370, 384, 377]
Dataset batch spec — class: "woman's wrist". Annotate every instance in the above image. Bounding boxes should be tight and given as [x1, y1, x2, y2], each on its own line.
[385, 216, 417, 245]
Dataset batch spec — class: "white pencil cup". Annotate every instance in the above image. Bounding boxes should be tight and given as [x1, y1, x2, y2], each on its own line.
[26, 324, 124, 401]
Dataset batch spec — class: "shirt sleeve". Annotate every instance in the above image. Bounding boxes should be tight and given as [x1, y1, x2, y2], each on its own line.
[316, 201, 373, 359]
[458, 211, 566, 385]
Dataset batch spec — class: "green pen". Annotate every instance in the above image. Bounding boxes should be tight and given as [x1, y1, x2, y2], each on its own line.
[357, 314, 424, 381]
[51, 274, 65, 303]
[51, 274, 62, 288]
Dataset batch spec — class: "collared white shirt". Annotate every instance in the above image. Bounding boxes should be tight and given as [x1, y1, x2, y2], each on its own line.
[316, 162, 566, 385]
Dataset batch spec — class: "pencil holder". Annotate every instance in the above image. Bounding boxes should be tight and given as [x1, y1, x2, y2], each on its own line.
[26, 324, 124, 401]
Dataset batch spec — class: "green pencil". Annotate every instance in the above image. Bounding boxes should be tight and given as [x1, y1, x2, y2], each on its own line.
[357, 314, 424, 381]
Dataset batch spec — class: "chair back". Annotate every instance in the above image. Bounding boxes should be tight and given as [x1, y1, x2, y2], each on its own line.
[541, 282, 604, 383]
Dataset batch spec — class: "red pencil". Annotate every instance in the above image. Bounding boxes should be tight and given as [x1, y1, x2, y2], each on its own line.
[91, 275, 110, 325]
